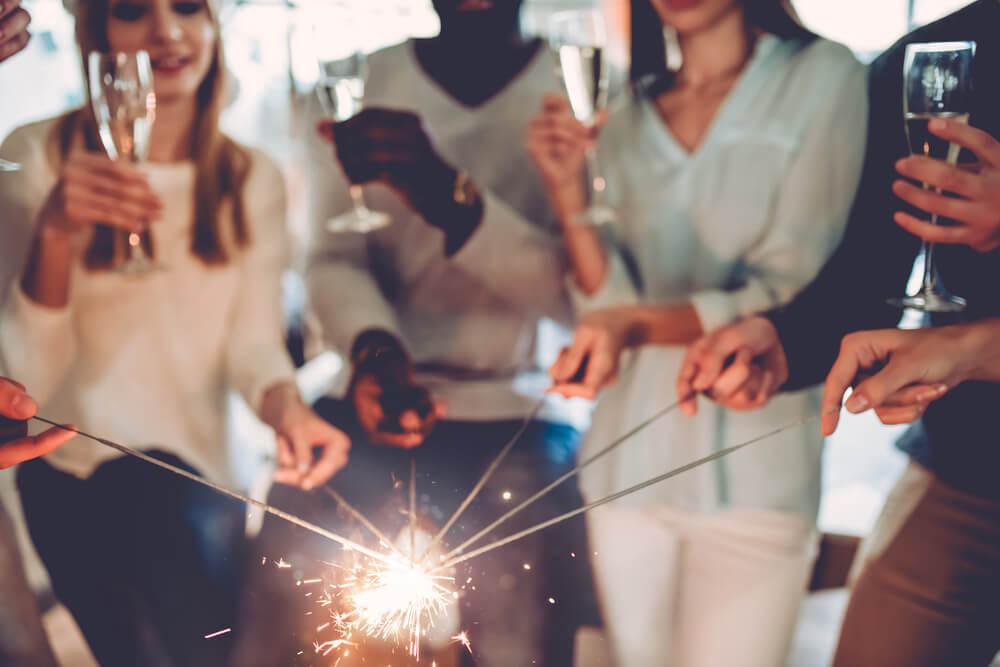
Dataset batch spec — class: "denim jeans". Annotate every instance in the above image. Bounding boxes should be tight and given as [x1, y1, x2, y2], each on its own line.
[231, 398, 598, 667]
[18, 452, 245, 667]
[0, 499, 57, 667]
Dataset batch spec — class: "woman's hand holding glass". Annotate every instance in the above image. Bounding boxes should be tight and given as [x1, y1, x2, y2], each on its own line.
[0, 0, 30, 64]
[526, 93, 603, 225]
[893, 118, 1000, 253]
[38, 151, 162, 238]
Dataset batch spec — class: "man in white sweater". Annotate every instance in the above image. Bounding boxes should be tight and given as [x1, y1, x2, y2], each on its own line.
[233, 1, 597, 665]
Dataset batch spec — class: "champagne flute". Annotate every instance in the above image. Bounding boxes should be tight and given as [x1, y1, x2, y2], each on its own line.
[548, 9, 615, 226]
[890, 41, 975, 312]
[314, 25, 390, 234]
[88, 50, 162, 275]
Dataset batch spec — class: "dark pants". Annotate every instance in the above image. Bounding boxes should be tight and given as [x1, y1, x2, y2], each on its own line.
[232, 398, 598, 667]
[834, 469, 1000, 666]
[0, 500, 58, 667]
[17, 452, 245, 667]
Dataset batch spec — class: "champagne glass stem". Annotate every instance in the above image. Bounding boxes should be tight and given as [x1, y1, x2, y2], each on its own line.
[128, 231, 143, 263]
[587, 149, 605, 208]
[349, 184, 368, 213]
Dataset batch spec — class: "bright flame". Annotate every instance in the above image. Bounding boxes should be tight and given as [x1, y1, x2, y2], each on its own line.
[312, 553, 457, 660]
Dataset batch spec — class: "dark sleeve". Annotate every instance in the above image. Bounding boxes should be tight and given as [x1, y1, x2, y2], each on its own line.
[768, 49, 924, 390]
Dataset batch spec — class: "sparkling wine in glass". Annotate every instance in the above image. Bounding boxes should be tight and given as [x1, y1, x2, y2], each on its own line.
[89, 50, 162, 275]
[891, 41, 975, 313]
[316, 50, 390, 234]
[549, 9, 615, 226]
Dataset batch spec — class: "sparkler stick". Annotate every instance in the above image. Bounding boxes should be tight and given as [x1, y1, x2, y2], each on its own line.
[435, 414, 817, 571]
[322, 486, 403, 558]
[30, 416, 392, 564]
[419, 397, 546, 564]
[409, 458, 417, 566]
[439, 398, 685, 564]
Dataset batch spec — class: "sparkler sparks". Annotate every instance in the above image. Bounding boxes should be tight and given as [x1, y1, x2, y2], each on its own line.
[203, 628, 231, 639]
[452, 631, 472, 653]
[312, 554, 457, 661]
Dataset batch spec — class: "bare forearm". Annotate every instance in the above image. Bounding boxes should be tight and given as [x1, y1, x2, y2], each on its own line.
[551, 187, 608, 294]
[609, 302, 705, 349]
[20, 226, 74, 308]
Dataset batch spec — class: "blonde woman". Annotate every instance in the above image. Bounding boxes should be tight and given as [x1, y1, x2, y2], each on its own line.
[0, 1, 350, 664]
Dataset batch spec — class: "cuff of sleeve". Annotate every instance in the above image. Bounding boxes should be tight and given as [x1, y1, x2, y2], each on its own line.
[688, 288, 741, 334]
[449, 190, 529, 272]
[3, 283, 73, 345]
[236, 352, 298, 416]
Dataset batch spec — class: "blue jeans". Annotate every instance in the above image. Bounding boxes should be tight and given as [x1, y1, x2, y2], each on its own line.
[0, 499, 57, 667]
[18, 452, 245, 667]
[232, 398, 598, 666]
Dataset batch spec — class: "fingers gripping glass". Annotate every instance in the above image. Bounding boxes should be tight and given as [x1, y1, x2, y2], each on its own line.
[314, 31, 390, 234]
[88, 50, 164, 275]
[890, 41, 975, 313]
[548, 9, 616, 226]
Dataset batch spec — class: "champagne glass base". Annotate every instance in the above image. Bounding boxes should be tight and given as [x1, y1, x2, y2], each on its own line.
[573, 204, 617, 226]
[888, 290, 967, 313]
[327, 208, 391, 234]
[112, 256, 166, 277]
[0, 159, 21, 172]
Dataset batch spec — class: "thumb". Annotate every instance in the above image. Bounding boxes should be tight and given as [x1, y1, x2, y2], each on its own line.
[848, 355, 921, 413]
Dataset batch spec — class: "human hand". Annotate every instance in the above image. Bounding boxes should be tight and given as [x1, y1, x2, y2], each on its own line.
[348, 333, 445, 449]
[525, 93, 601, 222]
[676, 316, 789, 416]
[548, 307, 638, 400]
[0, 377, 76, 469]
[820, 324, 997, 436]
[893, 118, 1000, 252]
[318, 108, 457, 221]
[0, 1, 30, 63]
[261, 383, 351, 489]
[38, 152, 162, 237]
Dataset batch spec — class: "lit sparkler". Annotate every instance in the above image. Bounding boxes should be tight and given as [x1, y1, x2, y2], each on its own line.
[312, 553, 458, 661]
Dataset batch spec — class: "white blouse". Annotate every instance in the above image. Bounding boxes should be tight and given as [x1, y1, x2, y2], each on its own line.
[0, 117, 296, 483]
[577, 36, 868, 516]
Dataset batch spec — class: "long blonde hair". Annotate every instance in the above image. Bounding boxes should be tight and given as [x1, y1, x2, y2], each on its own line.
[55, 0, 250, 269]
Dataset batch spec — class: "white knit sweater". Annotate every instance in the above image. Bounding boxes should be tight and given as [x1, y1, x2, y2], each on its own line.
[0, 116, 296, 482]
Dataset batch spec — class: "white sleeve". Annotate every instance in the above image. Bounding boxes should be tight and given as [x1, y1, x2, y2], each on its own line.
[689, 57, 868, 332]
[448, 189, 572, 317]
[224, 152, 298, 413]
[0, 122, 78, 403]
[302, 100, 403, 357]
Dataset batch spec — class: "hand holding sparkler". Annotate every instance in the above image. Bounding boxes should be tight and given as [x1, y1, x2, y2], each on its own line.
[676, 315, 789, 416]
[0, 377, 76, 468]
[260, 382, 350, 490]
[349, 330, 445, 449]
[820, 321, 1000, 436]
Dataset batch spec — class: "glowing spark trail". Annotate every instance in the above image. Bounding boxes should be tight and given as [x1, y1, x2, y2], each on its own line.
[419, 398, 546, 563]
[323, 486, 403, 558]
[436, 415, 817, 571]
[30, 416, 392, 564]
[409, 459, 417, 567]
[203, 628, 231, 639]
[439, 399, 686, 564]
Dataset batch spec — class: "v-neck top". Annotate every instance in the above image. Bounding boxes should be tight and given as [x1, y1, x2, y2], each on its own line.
[575, 36, 868, 514]
[304, 40, 582, 426]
